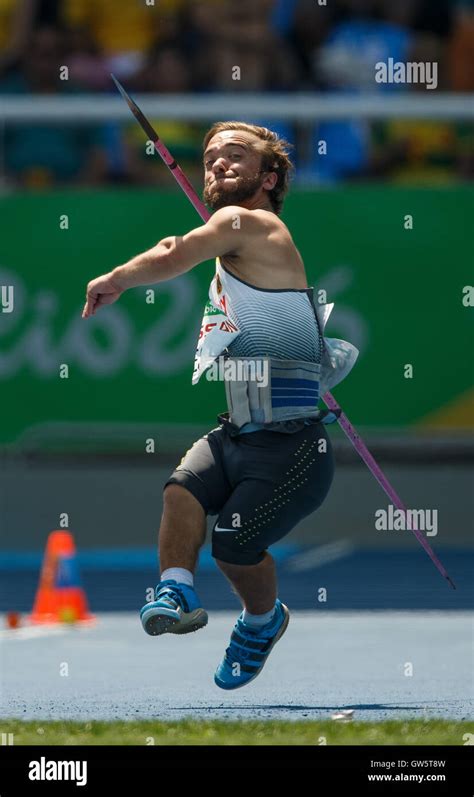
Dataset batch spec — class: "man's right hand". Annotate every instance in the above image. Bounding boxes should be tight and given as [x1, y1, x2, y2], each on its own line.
[82, 272, 124, 318]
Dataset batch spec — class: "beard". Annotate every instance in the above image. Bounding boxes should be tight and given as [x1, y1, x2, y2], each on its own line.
[203, 171, 264, 210]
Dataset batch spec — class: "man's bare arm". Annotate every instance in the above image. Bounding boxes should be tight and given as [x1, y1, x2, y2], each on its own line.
[82, 206, 257, 318]
[112, 206, 258, 288]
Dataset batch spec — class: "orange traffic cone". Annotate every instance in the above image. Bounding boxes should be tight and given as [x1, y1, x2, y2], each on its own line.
[29, 530, 95, 624]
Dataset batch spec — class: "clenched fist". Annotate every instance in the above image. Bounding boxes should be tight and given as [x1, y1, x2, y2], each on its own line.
[82, 272, 124, 318]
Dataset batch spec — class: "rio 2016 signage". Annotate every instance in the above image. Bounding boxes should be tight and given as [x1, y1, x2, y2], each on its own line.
[0, 187, 472, 444]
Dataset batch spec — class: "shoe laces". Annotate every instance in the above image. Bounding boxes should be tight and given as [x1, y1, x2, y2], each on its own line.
[224, 617, 273, 665]
[155, 583, 182, 610]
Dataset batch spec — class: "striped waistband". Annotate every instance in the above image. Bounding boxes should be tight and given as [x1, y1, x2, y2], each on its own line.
[223, 357, 322, 428]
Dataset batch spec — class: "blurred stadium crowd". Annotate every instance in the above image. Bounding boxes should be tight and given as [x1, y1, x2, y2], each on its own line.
[0, 0, 472, 189]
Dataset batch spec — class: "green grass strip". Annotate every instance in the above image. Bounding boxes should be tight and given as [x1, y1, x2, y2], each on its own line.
[3, 719, 472, 746]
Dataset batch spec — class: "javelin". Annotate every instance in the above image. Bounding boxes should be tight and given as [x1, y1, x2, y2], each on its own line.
[111, 74, 455, 590]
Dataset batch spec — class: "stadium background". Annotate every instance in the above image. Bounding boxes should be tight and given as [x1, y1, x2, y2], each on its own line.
[0, 0, 472, 617]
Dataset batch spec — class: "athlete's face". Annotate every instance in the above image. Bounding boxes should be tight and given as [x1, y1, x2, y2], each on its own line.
[203, 131, 272, 210]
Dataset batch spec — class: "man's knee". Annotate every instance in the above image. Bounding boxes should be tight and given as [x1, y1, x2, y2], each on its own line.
[163, 482, 187, 506]
[212, 534, 266, 567]
[215, 552, 269, 572]
[163, 482, 205, 520]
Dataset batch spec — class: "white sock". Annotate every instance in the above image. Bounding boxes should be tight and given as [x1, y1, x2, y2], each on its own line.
[242, 605, 276, 627]
[160, 567, 194, 587]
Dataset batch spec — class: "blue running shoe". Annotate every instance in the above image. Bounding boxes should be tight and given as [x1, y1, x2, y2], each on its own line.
[140, 579, 208, 636]
[214, 599, 289, 690]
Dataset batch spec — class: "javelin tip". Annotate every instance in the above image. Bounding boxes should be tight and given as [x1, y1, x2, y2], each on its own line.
[110, 73, 129, 102]
[111, 73, 160, 143]
[111, 73, 139, 114]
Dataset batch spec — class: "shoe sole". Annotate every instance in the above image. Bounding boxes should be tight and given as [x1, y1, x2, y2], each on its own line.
[141, 607, 208, 637]
[214, 604, 290, 690]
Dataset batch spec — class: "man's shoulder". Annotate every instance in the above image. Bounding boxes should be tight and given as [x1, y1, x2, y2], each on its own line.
[210, 206, 285, 233]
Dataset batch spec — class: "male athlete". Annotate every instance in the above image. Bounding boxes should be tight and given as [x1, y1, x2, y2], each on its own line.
[82, 122, 357, 690]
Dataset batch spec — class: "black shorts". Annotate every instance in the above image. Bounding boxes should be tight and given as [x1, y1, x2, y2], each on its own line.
[164, 420, 335, 566]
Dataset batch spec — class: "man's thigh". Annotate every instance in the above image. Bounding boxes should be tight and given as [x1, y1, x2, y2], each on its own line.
[164, 426, 235, 515]
[212, 423, 335, 566]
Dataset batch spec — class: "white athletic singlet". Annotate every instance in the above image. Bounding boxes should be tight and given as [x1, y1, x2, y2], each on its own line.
[193, 257, 358, 396]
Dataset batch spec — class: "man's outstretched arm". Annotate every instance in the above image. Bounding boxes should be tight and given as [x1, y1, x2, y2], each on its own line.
[82, 206, 256, 318]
